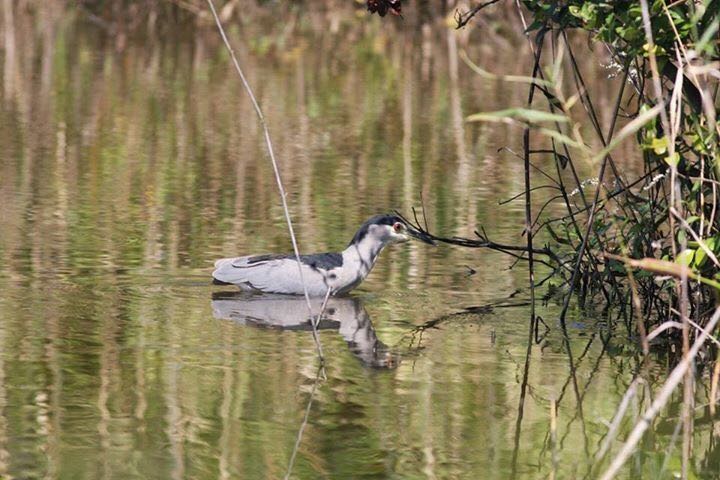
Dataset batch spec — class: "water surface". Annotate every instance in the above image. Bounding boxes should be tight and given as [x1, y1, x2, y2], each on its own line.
[0, 4, 717, 479]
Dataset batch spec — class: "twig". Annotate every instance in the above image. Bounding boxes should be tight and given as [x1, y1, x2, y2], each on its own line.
[511, 22, 543, 478]
[550, 398, 558, 478]
[599, 307, 720, 480]
[396, 210, 561, 267]
[646, 320, 684, 342]
[667, 307, 720, 348]
[396, 293, 530, 348]
[522, 30, 545, 330]
[688, 318, 720, 348]
[594, 378, 641, 464]
[711, 359, 720, 416]
[556, 49, 631, 328]
[455, 0, 503, 29]
[311, 287, 333, 380]
[537, 166, 663, 232]
[660, 412, 684, 478]
[510, 297, 537, 478]
[498, 185, 560, 206]
[626, 267, 650, 355]
[284, 366, 323, 480]
[640, 0, 672, 147]
[206, 0, 324, 362]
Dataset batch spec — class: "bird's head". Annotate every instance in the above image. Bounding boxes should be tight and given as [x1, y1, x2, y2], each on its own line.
[349, 214, 436, 247]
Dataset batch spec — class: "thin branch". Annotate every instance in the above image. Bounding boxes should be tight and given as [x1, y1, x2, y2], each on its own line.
[594, 378, 642, 464]
[396, 209, 561, 265]
[284, 366, 323, 480]
[537, 166, 663, 232]
[556, 48, 631, 327]
[455, 0, 503, 29]
[499, 185, 560, 206]
[206, 0, 324, 362]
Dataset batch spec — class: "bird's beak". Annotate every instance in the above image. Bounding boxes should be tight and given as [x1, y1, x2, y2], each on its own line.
[407, 225, 437, 245]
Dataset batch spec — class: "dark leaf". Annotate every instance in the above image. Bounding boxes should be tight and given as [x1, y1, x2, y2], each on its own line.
[367, 0, 402, 17]
[556, 153, 569, 169]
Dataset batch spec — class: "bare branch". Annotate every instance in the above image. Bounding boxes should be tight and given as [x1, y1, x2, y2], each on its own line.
[455, 0, 503, 29]
[206, 0, 324, 362]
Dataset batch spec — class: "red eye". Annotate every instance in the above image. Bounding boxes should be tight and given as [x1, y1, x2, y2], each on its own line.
[393, 222, 403, 232]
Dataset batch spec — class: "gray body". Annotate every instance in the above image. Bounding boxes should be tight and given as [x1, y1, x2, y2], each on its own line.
[212, 214, 430, 296]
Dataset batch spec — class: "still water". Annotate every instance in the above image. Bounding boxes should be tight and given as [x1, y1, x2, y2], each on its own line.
[1, 4, 718, 479]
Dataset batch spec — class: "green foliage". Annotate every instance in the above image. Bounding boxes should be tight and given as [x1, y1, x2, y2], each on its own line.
[501, 0, 720, 326]
[522, 0, 718, 60]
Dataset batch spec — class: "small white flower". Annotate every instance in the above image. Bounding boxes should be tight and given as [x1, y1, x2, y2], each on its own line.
[642, 174, 665, 191]
[569, 177, 599, 197]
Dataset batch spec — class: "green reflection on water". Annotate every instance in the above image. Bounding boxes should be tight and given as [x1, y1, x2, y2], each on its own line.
[0, 4, 717, 480]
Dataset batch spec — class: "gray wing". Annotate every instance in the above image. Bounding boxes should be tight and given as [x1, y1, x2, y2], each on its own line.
[244, 252, 342, 270]
[212, 253, 340, 295]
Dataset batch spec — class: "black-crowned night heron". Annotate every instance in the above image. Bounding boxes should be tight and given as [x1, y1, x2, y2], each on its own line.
[212, 213, 435, 296]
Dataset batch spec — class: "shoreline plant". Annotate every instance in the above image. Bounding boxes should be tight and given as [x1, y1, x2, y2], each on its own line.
[386, 0, 720, 355]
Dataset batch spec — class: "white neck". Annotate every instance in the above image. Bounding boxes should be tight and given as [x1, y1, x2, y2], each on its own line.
[342, 236, 387, 280]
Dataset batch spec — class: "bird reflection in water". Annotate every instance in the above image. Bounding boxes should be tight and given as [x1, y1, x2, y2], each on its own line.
[211, 293, 398, 369]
